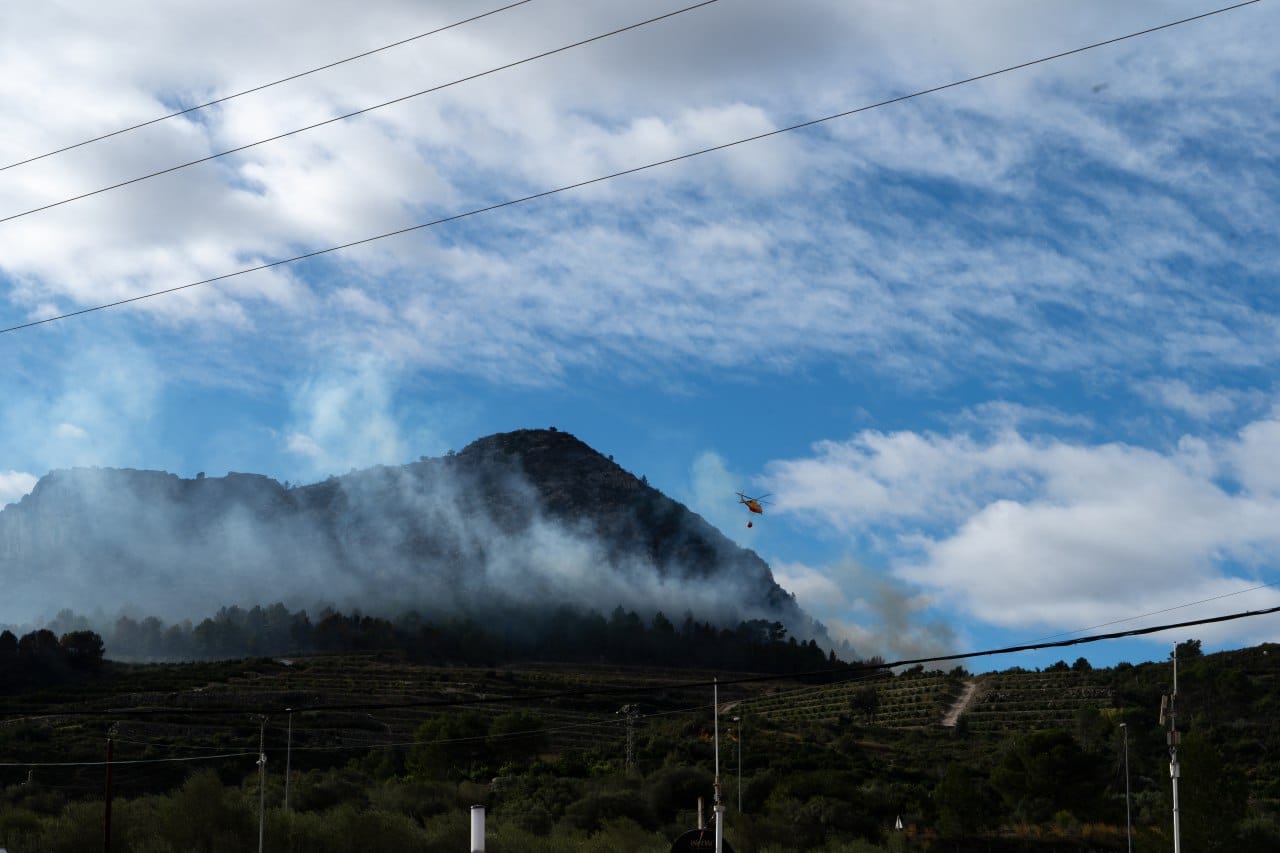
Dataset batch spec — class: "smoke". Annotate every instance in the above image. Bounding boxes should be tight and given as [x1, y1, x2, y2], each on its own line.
[0, 449, 816, 643]
[772, 556, 955, 662]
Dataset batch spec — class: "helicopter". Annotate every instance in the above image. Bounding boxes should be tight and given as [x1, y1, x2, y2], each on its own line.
[736, 492, 771, 527]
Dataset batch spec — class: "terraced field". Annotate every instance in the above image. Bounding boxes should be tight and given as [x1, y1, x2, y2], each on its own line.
[0, 653, 776, 786]
[961, 670, 1114, 733]
[740, 670, 963, 729]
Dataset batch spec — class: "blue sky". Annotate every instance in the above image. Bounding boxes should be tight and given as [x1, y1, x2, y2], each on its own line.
[1, 0, 1277, 670]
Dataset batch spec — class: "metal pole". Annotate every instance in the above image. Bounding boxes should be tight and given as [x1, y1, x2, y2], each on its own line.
[1169, 647, 1181, 853]
[713, 678, 720, 802]
[1120, 723, 1131, 853]
[103, 737, 113, 853]
[257, 716, 267, 853]
[284, 710, 293, 812]
[733, 715, 742, 813]
[714, 678, 723, 853]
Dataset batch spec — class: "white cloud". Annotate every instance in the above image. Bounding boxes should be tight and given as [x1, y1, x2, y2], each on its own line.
[0, 0, 1272, 392]
[1141, 379, 1240, 421]
[0, 471, 38, 507]
[53, 423, 88, 440]
[765, 409, 1280, 637]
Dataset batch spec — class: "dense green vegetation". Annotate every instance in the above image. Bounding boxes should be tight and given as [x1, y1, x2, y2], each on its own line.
[0, 627, 104, 690]
[1, 634, 1278, 851]
[38, 601, 843, 673]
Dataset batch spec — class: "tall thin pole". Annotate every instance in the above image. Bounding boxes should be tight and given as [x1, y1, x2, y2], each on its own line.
[284, 710, 293, 812]
[1120, 723, 1131, 853]
[713, 678, 725, 853]
[1168, 647, 1181, 853]
[733, 714, 742, 813]
[103, 736, 113, 853]
[257, 716, 268, 853]
[713, 678, 720, 805]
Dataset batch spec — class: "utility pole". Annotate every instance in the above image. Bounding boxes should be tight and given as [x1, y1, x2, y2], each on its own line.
[103, 736, 113, 853]
[713, 678, 724, 853]
[1161, 646, 1181, 853]
[256, 716, 268, 853]
[732, 715, 742, 813]
[617, 704, 639, 775]
[1119, 722, 1131, 853]
[284, 709, 293, 812]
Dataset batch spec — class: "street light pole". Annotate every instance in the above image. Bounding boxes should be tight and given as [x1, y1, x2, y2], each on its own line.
[1120, 722, 1131, 853]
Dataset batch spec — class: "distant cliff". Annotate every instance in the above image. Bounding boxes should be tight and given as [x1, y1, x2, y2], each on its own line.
[0, 429, 814, 636]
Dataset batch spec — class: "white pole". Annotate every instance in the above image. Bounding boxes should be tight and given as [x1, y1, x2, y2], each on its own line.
[470, 804, 485, 852]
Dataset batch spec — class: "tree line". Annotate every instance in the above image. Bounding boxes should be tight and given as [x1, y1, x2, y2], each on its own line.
[0, 628, 103, 691]
[37, 603, 859, 674]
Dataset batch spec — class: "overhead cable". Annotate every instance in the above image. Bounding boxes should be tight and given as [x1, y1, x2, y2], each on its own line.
[0, 751, 257, 768]
[0, 0, 533, 173]
[1030, 579, 1280, 643]
[0, 0, 719, 226]
[0, 0, 1257, 337]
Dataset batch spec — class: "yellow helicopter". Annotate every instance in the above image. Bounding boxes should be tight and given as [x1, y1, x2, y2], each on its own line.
[736, 492, 771, 527]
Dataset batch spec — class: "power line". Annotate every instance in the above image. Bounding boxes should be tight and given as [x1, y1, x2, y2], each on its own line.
[0, 0, 719, 226]
[0, 700, 707, 768]
[2, 602, 1276, 719]
[0, 0, 533, 173]
[1030, 579, 1280, 643]
[0, 751, 257, 768]
[0, 0, 1257, 337]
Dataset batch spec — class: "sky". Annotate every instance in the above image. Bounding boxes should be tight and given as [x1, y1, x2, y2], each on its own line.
[1, 0, 1277, 672]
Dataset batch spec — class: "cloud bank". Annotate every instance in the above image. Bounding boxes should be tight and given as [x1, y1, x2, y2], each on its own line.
[765, 408, 1280, 644]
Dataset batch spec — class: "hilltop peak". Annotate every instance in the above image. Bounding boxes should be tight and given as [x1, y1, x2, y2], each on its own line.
[1, 429, 815, 639]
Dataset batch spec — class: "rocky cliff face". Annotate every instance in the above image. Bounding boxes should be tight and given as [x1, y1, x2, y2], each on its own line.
[0, 429, 813, 635]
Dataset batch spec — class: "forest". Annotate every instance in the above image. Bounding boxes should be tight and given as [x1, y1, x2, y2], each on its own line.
[30, 601, 844, 674]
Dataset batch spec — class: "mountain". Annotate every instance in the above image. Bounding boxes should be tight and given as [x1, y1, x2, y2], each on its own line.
[0, 429, 815, 637]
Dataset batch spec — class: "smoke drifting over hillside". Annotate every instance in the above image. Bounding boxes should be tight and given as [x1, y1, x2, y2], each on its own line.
[0, 430, 819, 642]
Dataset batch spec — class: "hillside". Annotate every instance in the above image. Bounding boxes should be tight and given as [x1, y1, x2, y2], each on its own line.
[1, 641, 1277, 850]
[0, 428, 812, 637]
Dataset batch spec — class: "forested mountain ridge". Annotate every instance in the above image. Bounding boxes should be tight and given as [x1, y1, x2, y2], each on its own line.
[0, 428, 813, 637]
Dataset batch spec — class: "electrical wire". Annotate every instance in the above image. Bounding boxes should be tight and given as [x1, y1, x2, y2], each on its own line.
[1, 602, 1275, 719]
[1028, 579, 1280, 643]
[0, 0, 533, 173]
[0, 695, 846, 769]
[0, 751, 257, 768]
[0, 0, 719, 226]
[0, 0, 1257, 337]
